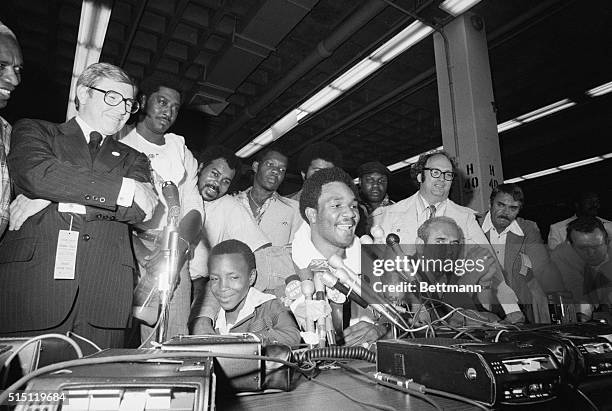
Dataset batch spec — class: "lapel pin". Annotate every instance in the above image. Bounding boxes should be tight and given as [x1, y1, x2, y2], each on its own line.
[111, 151, 120, 156]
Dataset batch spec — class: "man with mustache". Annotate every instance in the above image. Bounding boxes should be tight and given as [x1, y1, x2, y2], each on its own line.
[0, 22, 23, 238]
[189, 145, 270, 334]
[292, 167, 391, 346]
[481, 184, 565, 322]
[379, 151, 524, 323]
[119, 74, 203, 341]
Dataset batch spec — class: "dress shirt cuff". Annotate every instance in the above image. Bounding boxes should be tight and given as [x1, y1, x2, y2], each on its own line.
[117, 177, 135, 207]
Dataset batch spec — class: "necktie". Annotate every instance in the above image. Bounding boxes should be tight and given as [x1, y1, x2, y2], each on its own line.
[428, 204, 436, 220]
[89, 131, 103, 161]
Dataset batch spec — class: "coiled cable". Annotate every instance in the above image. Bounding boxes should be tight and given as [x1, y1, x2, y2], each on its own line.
[294, 346, 376, 363]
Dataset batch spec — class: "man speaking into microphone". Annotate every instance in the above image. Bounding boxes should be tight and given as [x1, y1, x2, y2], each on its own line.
[291, 167, 393, 346]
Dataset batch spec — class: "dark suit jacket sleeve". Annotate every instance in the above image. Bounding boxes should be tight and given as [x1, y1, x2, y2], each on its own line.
[8, 119, 142, 210]
[83, 141, 151, 223]
[522, 219, 566, 292]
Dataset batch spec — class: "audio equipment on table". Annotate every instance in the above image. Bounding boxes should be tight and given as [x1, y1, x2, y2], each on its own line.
[377, 338, 562, 406]
[497, 323, 612, 382]
[13, 350, 215, 411]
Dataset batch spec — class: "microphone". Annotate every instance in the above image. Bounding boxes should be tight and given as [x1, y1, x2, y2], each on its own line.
[162, 181, 180, 226]
[320, 271, 367, 308]
[371, 225, 385, 244]
[285, 275, 302, 300]
[327, 255, 361, 285]
[313, 273, 327, 347]
[332, 268, 410, 332]
[360, 234, 374, 245]
[301, 280, 316, 335]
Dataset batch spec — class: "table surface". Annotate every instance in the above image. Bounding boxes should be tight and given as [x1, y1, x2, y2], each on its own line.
[217, 363, 479, 411]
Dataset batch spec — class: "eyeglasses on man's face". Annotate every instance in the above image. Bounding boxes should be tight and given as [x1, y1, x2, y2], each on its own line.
[424, 167, 455, 181]
[88, 86, 140, 114]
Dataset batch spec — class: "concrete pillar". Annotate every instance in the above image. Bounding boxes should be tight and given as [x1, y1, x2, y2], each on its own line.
[434, 13, 502, 213]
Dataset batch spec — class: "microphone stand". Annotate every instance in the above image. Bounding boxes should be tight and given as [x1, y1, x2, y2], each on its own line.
[156, 182, 181, 344]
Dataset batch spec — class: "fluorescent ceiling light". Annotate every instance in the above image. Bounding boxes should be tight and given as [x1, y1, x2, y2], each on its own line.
[498, 98, 576, 134]
[504, 153, 612, 183]
[439, 0, 483, 16]
[370, 21, 434, 63]
[497, 120, 521, 133]
[237, 19, 437, 157]
[331, 58, 382, 91]
[520, 167, 559, 180]
[557, 157, 601, 170]
[66, 0, 112, 120]
[387, 146, 444, 172]
[586, 81, 612, 97]
[515, 98, 575, 123]
[296, 86, 343, 121]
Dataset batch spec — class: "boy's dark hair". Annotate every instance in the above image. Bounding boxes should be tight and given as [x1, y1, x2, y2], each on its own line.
[138, 73, 184, 103]
[297, 142, 342, 174]
[299, 167, 358, 222]
[490, 183, 525, 209]
[209, 239, 256, 272]
[566, 216, 609, 244]
[197, 145, 242, 174]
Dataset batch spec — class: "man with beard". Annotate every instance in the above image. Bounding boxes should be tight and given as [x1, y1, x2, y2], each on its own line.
[189, 145, 270, 334]
[379, 151, 524, 323]
[0, 62, 157, 348]
[480, 184, 564, 323]
[0, 22, 23, 238]
[355, 161, 393, 237]
[236, 148, 302, 246]
[292, 167, 392, 346]
[119, 74, 203, 341]
[548, 191, 612, 250]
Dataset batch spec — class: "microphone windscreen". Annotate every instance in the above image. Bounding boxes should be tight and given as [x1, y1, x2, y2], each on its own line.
[360, 234, 374, 244]
[162, 181, 181, 219]
[386, 233, 400, 246]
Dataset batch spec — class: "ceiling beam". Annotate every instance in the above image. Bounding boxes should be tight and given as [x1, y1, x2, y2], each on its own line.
[143, 0, 190, 77]
[119, 0, 150, 68]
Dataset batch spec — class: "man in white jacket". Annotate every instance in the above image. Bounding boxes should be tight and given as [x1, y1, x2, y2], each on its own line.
[378, 151, 523, 323]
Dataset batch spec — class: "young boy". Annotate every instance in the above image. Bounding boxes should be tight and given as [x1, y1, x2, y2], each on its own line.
[208, 239, 300, 346]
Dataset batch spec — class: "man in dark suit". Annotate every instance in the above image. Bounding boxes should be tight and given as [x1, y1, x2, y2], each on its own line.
[480, 183, 565, 323]
[0, 62, 158, 349]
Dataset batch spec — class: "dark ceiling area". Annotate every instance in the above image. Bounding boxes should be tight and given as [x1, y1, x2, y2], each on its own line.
[1, 0, 611, 228]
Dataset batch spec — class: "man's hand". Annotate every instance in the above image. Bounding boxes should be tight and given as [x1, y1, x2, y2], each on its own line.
[190, 316, 215, 335]
[9, 194, 51, 230]
[343, 321, 387, 346]
[461, 245, 499, 285]
[134, 181, 158, 222]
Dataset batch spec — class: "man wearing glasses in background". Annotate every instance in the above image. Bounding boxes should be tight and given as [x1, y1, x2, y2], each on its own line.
[378, 151, 524, 323]
[0, 62, 158, 351]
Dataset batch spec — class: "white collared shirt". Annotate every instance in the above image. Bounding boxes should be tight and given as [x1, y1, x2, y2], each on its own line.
[416, 193, 447, 227]
[75, 115, 106, 144]
[71, 116, 134, 208]
[482, 211, 524, 266]
[215, 288, 276, 334]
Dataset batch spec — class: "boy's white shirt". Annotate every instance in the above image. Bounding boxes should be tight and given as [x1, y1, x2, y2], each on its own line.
[215, 287, 276, 334]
